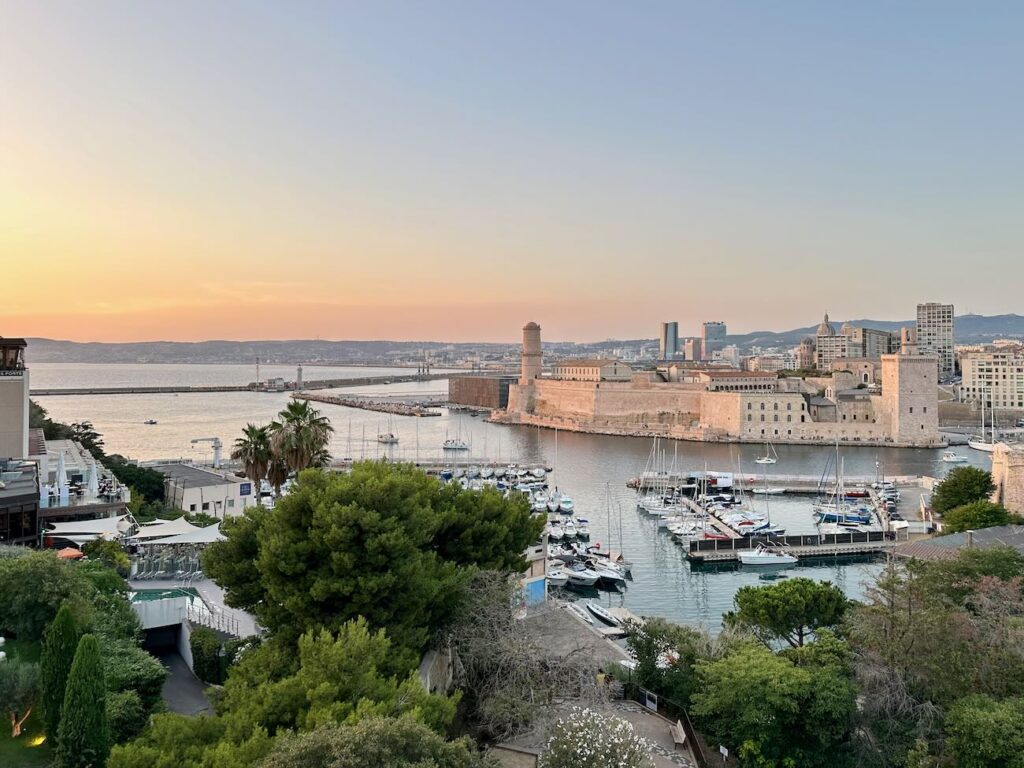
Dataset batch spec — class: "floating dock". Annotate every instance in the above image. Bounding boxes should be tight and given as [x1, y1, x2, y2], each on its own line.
[686, 530, 896, 563]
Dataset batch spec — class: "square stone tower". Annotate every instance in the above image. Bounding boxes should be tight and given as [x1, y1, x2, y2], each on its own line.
[880, 352, 940, 445]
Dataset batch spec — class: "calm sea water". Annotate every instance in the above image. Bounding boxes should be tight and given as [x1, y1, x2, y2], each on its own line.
[34, 364, 993, 632]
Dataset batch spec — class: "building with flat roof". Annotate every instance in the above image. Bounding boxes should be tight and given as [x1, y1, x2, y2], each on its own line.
[701, 322, 727, 360]
[448, 375, 517, 409]
[551, 359, 633, 382]
[658, 322, 679, 360]
[152, 463, 256, 518]
[959, 349, 1024, 410]
[0, 459, 39, 545]
[0, 337, 29, 459]
[917, 302, 955, 380]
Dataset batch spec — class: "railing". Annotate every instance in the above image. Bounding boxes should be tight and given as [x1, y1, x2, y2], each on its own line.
[689, 530, 892, 553]
[187, 605, 240, 637]
[630, 685, 707, 768]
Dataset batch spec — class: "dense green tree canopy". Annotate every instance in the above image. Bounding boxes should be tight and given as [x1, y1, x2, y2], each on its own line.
[204, 463, 544, 654]
[0, 550, 91, 640]
[691, 639, 856, 768]
[261, 717, 494, 768]
[728, 577, 847, 648]
[941, 500, 1021, 533]
[945, 695, 1024, 768]
[930, 466, 996, 514]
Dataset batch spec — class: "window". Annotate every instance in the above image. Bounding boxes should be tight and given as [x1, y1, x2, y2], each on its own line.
[774, 415, 778, 422]
[202, 502, 210, 511]
[787, 415, 791, 422]
[909, 407, 913, 414]
[801, 415, 805, 422]
[760, 415, 765, 422]
[760, 403, 765, 410]
[787, 403, 792, 411]
[189, 504, 196, 512]
[747, 414, 751, 421]
[227, 499, 235, 508]
[747, 402, 752, 410]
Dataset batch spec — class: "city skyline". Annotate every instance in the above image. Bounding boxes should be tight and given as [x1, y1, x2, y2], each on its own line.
[3, 3, 1022, 342]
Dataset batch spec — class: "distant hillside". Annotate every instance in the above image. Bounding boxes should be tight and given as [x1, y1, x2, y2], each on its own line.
[727, 314, 1024, 349]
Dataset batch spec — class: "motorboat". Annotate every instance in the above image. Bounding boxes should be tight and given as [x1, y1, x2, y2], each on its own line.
[566, 602, 594, 624]
[547, 522, 564, 540]
[377, 433, 399, 445]
[751, 487, 787, 495]
[558, 495, 575, 514]
[566, 563, 600, 587]
[443, 439, 469, 451]
[480, 467, 494, 479]
[586, 601, 621, 626]
[563, 520, 577, 538]
[942, 450, 969, 462]
[590, 562, 627, 586]
[530, 467, 546, 479]
[575, 518, 591, 538]
[739, 544, 798, 566]
[547, 568, 569, 588]
[143, 419, 158, 425]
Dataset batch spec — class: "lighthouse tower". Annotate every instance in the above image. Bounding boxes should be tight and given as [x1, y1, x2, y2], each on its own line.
[520, 322, 542, 385]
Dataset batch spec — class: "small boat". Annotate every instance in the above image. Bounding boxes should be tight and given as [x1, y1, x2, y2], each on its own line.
[494, 467, 506, 478]
[480, 467, 494, 479]
[547, 522, 564, 540]
[377, 432, 399, 445]
[566, 563, 600, 586]
[590, 562, 627, 586]
[754, 441, 778, 465]
[443, 439, 469, 451]
[942, 450, 969, 463]
[563, 520, 577, 538]
[547, 568, 569, 587]
[530, 467, 546, 479]
[739, 544, 798, 566]
[566, 602, 594, 624]
[558, 495, 575, 514]
[586, 601, 621, 626]
[547, 492, 561, 514]
[143, 419, 158, 425]
[751, 487, 787, 495]
[575, 518, 591, 537]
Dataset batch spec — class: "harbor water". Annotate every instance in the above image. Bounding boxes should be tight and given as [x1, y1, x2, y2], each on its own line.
[34, 364, 992, 632]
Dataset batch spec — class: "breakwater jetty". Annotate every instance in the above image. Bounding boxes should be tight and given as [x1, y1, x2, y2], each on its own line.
[686, 530, 897, 563]
[294, 391, 443, 416]
[31, 372, 452, 397]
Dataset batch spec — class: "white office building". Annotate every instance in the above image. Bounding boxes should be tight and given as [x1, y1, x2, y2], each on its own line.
[917, 303, 955, 380]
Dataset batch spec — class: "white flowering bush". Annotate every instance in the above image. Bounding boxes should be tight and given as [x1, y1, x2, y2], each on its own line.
[540, 707, 654, 768]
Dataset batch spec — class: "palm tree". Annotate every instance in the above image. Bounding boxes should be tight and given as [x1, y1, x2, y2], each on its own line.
[268, 400, 334, 472]
[231, 424, 272, 490]
[266, 455, 289, 496]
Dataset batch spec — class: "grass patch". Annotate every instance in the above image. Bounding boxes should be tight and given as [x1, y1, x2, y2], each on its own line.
[0, 639, 53, 767]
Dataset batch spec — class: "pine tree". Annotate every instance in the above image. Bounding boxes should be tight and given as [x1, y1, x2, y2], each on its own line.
[41, 603, 81, 742]
[55, 634, 109, 768]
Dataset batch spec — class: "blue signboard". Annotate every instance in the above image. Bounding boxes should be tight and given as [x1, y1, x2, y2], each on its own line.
[240, 482, 252, 497]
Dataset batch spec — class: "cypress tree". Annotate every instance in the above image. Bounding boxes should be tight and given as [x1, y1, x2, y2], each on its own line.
[55, 634, 109, 768]
[41, 603, 81, 742]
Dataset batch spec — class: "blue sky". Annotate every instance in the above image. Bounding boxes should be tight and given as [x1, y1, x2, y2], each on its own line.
[1, 2, 1021, 341]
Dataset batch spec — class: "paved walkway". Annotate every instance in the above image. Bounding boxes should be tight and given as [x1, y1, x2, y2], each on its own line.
[156, 650, 211, 716]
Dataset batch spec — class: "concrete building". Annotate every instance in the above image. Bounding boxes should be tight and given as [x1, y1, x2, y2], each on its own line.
[816, 315, 896, 369]
[502, 321, 941, 447]
[796, 337, 816, 370]
[152, 464, 257, 517]
[747, 353, 796, 373]
[992, 443, 1024, 515]
[448, 375, 518, 409]
[0, 338, 29, 459]
[551, 359, 633, 382]
[682, 338, 703, 362]
[701, 321, 727, 360]
[917, 302, 955, 380]
[0, 458, 38, 545]
[959, 349, 1024, 410]
[658, 322, 679, 360]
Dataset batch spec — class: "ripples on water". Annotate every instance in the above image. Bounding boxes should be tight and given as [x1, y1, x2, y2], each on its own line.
[35, 364, 991, 632]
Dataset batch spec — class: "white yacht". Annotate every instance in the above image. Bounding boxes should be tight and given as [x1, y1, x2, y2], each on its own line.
[575, 518, 591, 537]
[566, 564, 600, 586]
[558, 495, 575, 514]
[377, 432, 399, 445]
[563, 520, 577, 538]
[754, 441, 778, 465]
[739, 544, 798, 566]
[443, 438, 469, 451]
[941, 450, 969, 463]
[547, 568, 569, 588]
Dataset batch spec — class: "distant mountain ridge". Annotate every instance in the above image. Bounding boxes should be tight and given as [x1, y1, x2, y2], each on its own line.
[15, 314, 1024, 363]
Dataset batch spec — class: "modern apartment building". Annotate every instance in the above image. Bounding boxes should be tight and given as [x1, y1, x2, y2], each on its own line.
[701, 321, 727, 360]
[659, 322, 679, 359]
[917, 302, 955, 380]
[959, 350, 1024, 410]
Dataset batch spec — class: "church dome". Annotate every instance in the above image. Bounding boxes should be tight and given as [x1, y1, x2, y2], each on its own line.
[816, 313, 835, 337]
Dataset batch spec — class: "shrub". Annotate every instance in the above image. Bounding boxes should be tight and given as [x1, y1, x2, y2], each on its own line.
[942, 500, 1021, 534]
[102, 639, 167, 712]
[107, 689, 147, 744]
[190, 626, 227, 684]
[540, 707, 653, 768]
[931, 466, 996, 514]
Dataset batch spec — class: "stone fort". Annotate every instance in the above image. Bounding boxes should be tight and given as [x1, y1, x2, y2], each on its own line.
[496, 322, 943, 448]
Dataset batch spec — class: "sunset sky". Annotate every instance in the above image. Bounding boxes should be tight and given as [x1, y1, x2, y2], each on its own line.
[2, 2, 1021, 343]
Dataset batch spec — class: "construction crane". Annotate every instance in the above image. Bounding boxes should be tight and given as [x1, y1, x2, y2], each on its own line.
[191, 437, 223, 468]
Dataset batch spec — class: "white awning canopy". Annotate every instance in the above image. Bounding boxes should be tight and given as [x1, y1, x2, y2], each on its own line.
[148, 526, 226, 545]
[131, 517, 201, 540]
[45, 515, 134, 541]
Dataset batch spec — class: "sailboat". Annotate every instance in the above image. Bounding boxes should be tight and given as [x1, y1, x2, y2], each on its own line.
[968, 392, 998, 452]
[754, 441, 778, 465]
[814, 444, 872, 526]
[443, 419, 469, 451]
[377, 417, 399, 445]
